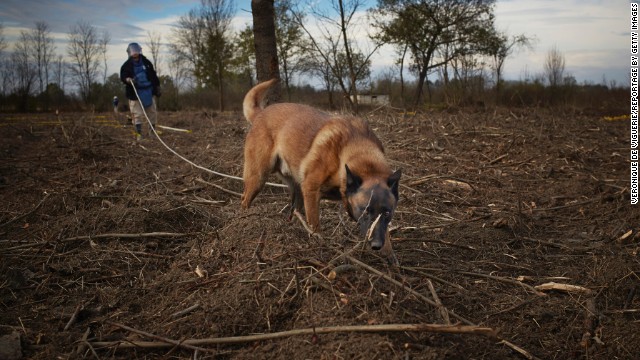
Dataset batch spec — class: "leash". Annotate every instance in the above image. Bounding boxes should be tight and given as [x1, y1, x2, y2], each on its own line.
[128, 79, 286, 188]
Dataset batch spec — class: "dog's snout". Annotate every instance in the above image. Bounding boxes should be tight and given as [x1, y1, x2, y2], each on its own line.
[370, 237, 384, 251]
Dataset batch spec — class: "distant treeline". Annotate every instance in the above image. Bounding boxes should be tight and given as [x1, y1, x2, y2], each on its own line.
[0, 74, 627, 115]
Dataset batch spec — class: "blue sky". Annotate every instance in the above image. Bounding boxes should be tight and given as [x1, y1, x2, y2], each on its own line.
[0, 0, 631, 88]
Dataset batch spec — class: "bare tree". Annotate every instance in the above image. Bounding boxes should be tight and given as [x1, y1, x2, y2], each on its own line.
[170, 0, 236, 110]
[53, 54, 67, 93]
[28, 21, 56, 97]
[99, 31, 111, 84]
[234, 25, 257, 86]
[146, 30, 162, 74]
[0, 23, 8, 96]
[302, 53, 338, 108]
[67, 20, 102, 102]
[488, 32, 534, 102]
[274, 0, 306, 100]
[544, 45, 565, 87]
[199, 0, 236, 110]
[12, 32, 37, 110]
[167, 52, 189, 96]
[0, 23, 7, 54]
[292, 0, 378, 113]
[171, 9, 204, 88]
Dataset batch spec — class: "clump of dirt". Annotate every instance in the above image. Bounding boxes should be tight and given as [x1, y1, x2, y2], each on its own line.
[0, 107, 637, 359]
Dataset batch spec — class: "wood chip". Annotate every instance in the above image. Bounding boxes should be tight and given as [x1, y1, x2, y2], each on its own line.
[534, 282, 592, 295]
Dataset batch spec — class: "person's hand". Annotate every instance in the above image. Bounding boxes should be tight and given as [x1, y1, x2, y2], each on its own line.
[126, 77, 135, 84]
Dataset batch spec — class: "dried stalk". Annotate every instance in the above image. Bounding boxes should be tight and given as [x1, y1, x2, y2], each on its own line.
[170, 303, 201, 319]
[91, 323, 497, 349]
[106, 321, 214, 353]
[195, 177, 242, 197]
[427, 279, 451, 325]
[5, 232, 188, 251]
[456, 271, 547, 297]
[345, 255, 474, 325]
[1, 193, 50, 229]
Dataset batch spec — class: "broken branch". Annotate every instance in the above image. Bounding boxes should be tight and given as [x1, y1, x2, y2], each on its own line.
[91, 323, 497, 349]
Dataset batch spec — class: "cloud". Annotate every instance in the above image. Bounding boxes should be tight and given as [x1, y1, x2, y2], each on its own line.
[494, 0, 628, 84]
[0, 0, 630, 88]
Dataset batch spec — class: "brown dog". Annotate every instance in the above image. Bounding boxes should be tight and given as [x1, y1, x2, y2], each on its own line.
[241, 79, 401, 260]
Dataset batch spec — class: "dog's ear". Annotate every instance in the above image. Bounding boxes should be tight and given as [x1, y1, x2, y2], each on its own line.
[345, 165, 362, 195]
[388, 169, 402, 199]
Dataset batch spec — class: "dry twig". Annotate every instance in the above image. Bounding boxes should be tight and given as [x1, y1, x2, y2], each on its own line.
[5, 232, 188, 251]
[91, 323, 497, 349]
[0, 193, 50, 229]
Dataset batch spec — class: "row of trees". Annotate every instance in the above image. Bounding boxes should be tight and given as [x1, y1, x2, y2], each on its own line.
[0, 20, 111, 112]
[0, 0, 625, 113]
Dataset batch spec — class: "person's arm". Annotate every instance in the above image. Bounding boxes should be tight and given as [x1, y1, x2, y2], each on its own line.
[120, 62, 134, 85]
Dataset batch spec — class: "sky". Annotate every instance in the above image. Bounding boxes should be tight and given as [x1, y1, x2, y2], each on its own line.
[0, 0, 631, 89]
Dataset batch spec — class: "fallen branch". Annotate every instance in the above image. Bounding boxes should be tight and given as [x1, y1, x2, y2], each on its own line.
[5, 232, 188, 251]
[580, 297, 598, 348]
[64, 304, 83, 331]
[1, 193, 50, 229]
[534, 282, 592, 295]
[395, 237, 476, 251]
[195, 177, 242, 197]
[90, 323, 497, 349]
[487, 153, 508, 165]
[170, 303, 201, 319]
[289, 211, 471, 324]
[158, 124, 192, 133]
[499, 339, 536, 360]
[531, 198, 599, 212]
[292, 209, 323, 240]
[106, 321, 213, 353]
[291, 207, 535, 359]
[402, 267, 466, 291]
[346, 255, 474, 325]
[457, 271, 547, 297]
[427, 279, 451, 325]
[72, 327, 92, 358]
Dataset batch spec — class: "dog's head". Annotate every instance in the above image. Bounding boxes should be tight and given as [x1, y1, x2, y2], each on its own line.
[345, 165, 401, 250]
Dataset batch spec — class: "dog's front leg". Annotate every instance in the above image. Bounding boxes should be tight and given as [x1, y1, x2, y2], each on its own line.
[301, 182, 322, 232]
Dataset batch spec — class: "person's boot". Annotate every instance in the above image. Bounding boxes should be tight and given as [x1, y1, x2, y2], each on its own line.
[135, 123, 143, 141]
[150, 123, 161, 136]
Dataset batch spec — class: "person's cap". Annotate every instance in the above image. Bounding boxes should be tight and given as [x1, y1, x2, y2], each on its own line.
[126, 43, 142, 57]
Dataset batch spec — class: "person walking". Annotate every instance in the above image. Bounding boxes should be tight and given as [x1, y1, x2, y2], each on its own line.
[120, 42, 161, 141]
[112, 96, 119, 114]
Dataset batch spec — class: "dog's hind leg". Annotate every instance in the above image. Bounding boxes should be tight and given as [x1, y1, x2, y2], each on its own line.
[241, 136, 274, 209]
[241, 173, 267, 209]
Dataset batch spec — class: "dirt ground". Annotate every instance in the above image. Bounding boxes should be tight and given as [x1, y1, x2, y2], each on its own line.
[0, 105, 638, 360]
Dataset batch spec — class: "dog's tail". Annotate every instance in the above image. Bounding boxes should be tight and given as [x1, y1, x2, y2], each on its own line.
[243, 78, 278, 123]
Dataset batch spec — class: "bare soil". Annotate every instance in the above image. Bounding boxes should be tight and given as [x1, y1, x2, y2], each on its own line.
[0, 106, 638, 359]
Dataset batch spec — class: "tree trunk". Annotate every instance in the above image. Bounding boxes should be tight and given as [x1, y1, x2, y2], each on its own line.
[251, 0, 280, 103]
[217, 58, 224, 111]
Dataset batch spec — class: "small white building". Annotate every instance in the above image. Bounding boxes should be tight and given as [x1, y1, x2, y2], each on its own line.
[351, 94, 390, 106]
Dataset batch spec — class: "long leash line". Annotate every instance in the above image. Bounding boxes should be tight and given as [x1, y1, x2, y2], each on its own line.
[128, 79, 286, 188]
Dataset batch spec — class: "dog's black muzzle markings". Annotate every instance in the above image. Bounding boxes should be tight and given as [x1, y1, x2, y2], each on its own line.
[345, 165, 401, 250]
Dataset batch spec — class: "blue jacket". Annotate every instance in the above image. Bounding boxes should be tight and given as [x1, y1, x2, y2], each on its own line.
[120, 54, 160, 101]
